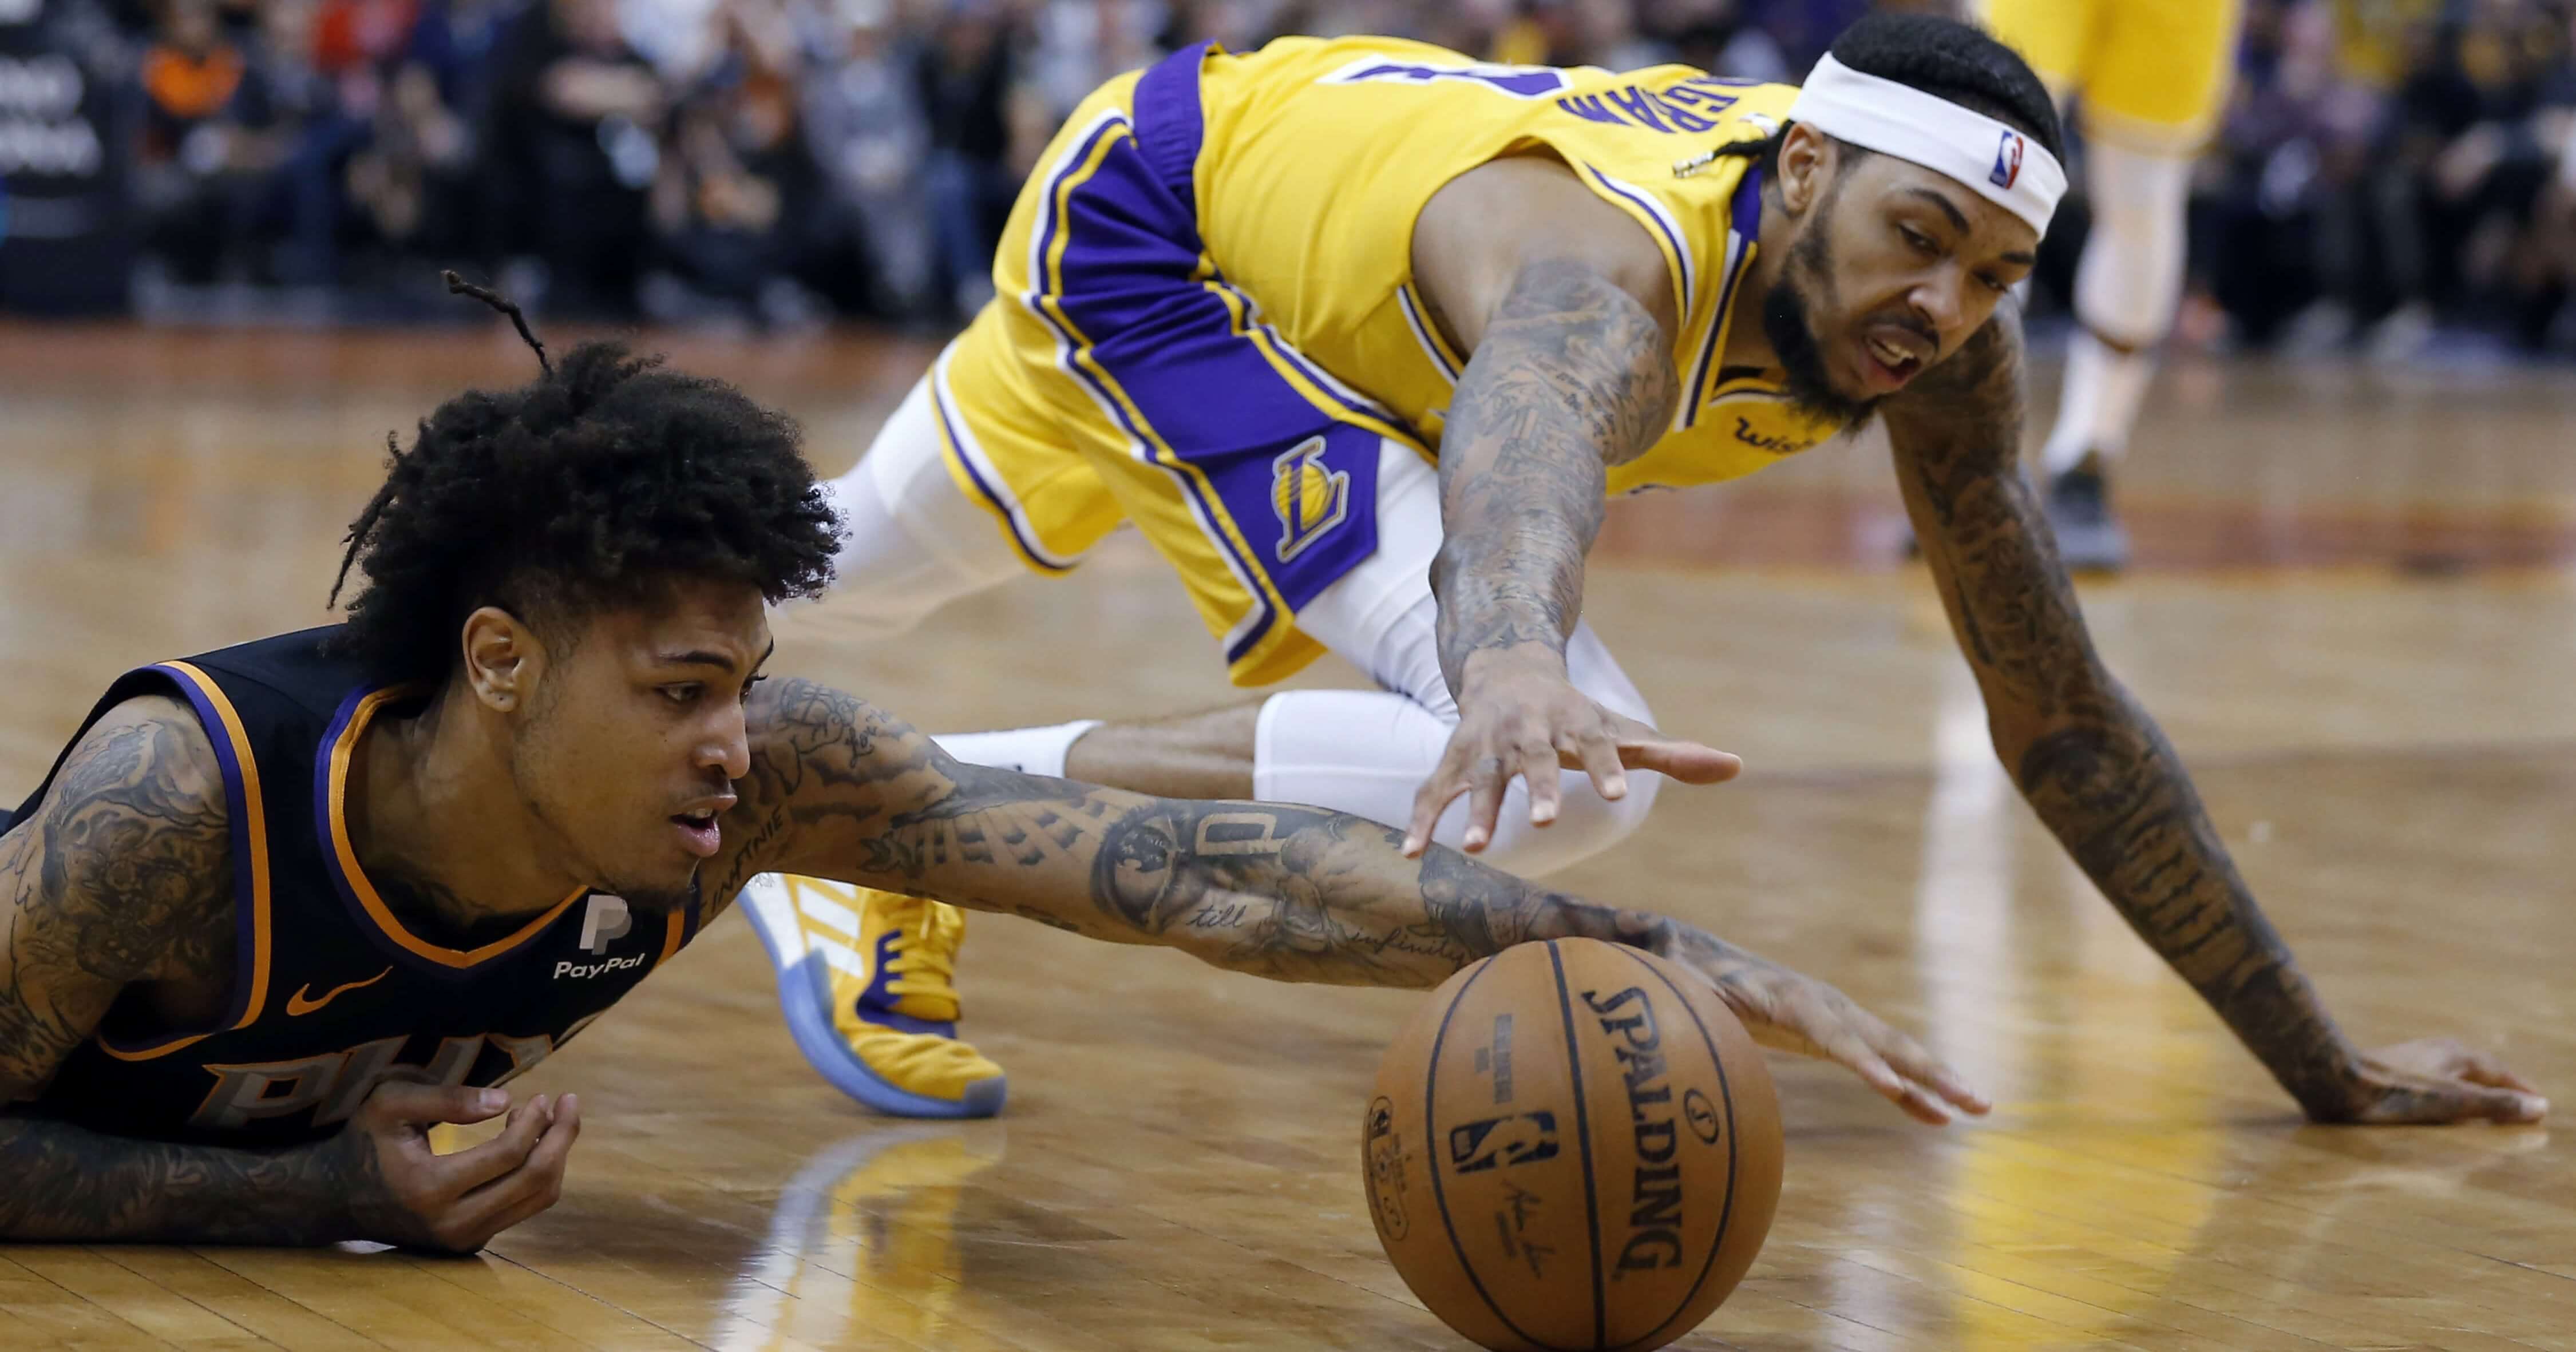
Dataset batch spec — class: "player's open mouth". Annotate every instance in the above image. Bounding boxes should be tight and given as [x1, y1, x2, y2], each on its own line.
[1857, 331, 1925, 391]
[671, 808, 723, 858]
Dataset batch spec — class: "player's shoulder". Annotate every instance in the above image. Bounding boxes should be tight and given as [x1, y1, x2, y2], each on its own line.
[52, 693, 231, 827]
[7, 693, 235, 972]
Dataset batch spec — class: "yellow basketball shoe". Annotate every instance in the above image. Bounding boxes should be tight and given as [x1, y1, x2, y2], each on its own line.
[739, 874, 1006, 1118]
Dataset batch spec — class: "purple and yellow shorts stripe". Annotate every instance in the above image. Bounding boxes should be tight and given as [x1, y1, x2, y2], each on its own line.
[930, 42, 1420, 687]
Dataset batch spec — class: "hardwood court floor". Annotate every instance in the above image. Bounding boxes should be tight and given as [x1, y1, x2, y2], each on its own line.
[3, 324, 2573, 1350]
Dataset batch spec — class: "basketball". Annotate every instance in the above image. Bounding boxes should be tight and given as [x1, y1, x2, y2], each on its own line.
[1362, 939, 1784, 1352]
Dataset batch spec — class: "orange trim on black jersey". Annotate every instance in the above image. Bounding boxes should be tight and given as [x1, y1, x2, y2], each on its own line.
[322, 686, 585, 969]
[97, 661, 275, 1062]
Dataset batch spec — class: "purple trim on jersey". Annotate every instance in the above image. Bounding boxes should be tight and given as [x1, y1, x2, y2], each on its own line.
[1023, 117, 1278, 664]
[151, 664, 261, 1030]
[1692, 166, 1768, 423]
[932, 374, 1076, 573]
[1028, 92, 1388, 664]
[312, 685, 469, 982]
[89, 664, 264, 1053]
[1131, 40, 1212, 204]
[1579, 165, 1695, 310]
[1216, 273, 1402, 425]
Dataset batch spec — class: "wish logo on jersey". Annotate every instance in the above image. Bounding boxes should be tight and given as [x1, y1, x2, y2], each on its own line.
[1270, 437, 1351, 563]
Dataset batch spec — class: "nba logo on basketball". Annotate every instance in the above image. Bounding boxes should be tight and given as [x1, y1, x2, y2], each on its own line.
[1991, 130, 2024, 189]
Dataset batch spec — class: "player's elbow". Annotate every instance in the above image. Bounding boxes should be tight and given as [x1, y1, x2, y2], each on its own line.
[1983, 669, 2132, 787]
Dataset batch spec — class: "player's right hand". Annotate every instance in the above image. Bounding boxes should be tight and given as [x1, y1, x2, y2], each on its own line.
[1404, 653, 1741, 857]
[333, 1080, 584, 1252]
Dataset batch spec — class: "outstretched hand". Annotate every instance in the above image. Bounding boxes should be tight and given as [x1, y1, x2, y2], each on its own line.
[1688, 955, 1992, 1126]
[1404, 657, 1740, 857]
[2308, 1038, 2546, 1125]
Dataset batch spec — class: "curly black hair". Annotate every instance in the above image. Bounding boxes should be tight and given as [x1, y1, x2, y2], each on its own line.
[327, 326, 842, 685]
[1717, 13, 2064, 177]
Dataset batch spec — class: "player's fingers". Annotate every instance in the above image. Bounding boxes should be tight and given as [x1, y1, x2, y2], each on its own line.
[432, 1093, 552, 1194]
[1868, 1026, 1991, 1116]
[1462, 754, 1510, 852]
[2451, 1049, 2542, 1095]
[369, 1081, 510, 1129]
[1831, 1034, 1951, 1126]
[2361, 1082, 2546, 1125]
[2452, 1084, 2549, 1124]
[450, 1094, 582, 1236]
[1566, 726, 1628, 803]
[1521, 731, 1564, 827]
[1404, 752, 1474, 857]
[1613, 735, 1743, 785]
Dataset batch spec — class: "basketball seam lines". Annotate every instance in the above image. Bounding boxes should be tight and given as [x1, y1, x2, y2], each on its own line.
[1548, 939, 1610, 1350]
[1422, 956, 1566, 1351]
[1609, 946, 1743, 1352]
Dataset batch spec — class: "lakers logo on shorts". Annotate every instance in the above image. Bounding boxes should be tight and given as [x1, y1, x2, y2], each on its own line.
[1270, 437, 1351, 563]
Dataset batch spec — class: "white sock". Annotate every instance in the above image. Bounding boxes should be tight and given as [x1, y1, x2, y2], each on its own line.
[2040, 330, 2156, 475]
[931, 721, 1102, 778]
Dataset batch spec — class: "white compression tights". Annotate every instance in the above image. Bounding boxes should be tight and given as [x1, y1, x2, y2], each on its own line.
[824, 372, 1663, 877]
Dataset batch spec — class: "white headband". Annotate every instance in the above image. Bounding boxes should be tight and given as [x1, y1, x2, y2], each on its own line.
[1786, 54, 2065, 235]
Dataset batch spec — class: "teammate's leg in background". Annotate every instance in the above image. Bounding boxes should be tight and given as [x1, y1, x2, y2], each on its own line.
[742, 368, 1036, 1121]
[2036, 140, 2195, 573]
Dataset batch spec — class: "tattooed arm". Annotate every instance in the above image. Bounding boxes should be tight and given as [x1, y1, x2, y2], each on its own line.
[731, 679, 1985, 1124]
[1402, 158, 1740, 855]
[1886, 316, 2543, 1125]
[0, 697, 352, 1242]
[1, 698, 577, 1246]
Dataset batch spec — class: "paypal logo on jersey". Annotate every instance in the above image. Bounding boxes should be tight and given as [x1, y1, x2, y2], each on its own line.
[1320, 57, 1567, 99]
[578, 893, 631, 954]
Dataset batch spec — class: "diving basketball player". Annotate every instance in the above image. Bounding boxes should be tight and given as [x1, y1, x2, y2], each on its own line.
[749, 14, 2544, 1133]
[1980, 0, 2245, 570]
[0, 331, 1995, 1248]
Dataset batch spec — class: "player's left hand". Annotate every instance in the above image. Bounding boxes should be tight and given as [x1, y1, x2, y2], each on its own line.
[2310, 1038, 2547, 1125]
[1404, 653, 1742, 857]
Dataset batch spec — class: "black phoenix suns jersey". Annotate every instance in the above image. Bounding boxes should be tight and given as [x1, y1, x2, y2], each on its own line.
[7, 628, 707, 1146]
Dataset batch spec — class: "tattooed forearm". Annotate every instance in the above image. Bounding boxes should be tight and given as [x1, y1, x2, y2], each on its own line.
[1890, 318, 2363, 1116]
[745, 680, 1805, 1035]
[2015, 701, 2358, 1111]
[1429, 258, 1676, 692]
[1, 699, 233, 1102]
[0, 1113, 365, 1243]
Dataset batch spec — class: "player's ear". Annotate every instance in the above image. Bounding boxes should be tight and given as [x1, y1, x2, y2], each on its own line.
[460, 606, 542, 713]
[1776, 123, 1834, 219]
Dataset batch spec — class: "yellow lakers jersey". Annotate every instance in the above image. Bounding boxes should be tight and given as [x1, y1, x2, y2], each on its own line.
[1188, 37, 1845, 493]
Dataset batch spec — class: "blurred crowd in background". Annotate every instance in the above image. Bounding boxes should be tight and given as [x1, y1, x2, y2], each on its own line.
[0, 0, 2570, 355]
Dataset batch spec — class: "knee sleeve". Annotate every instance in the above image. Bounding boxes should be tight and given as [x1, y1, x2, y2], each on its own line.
[2074, 141, 2195, 347]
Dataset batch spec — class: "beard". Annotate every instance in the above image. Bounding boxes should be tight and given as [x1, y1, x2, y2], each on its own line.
[1762, 183, 1885, 430]
[602, 870, 703, 916]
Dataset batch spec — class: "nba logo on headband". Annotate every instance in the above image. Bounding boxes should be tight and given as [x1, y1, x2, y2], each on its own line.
[1788, 55, 2066, 233]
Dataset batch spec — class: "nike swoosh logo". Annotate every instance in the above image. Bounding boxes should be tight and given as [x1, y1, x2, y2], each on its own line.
[285, 967, 393, 1017]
